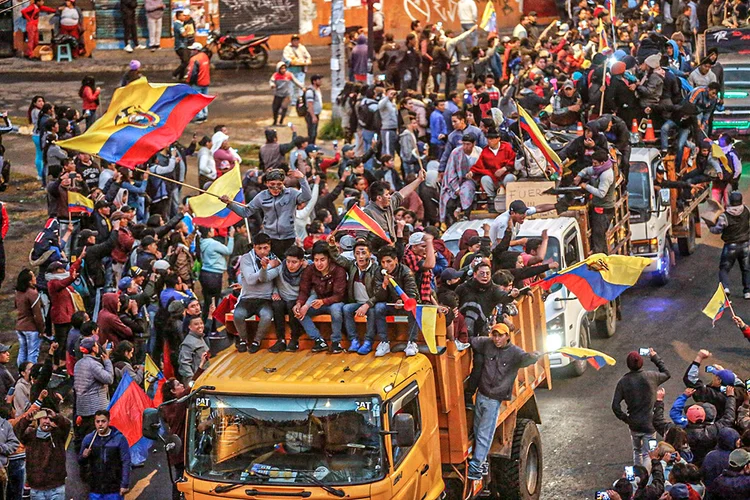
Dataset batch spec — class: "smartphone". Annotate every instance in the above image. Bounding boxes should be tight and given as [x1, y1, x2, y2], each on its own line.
[745, 378, 750, 392]
[517, 285, 532, 295]
[106, 341, 113, 351]
[557, 20, 562, 26]
[639, 348, 649, 356]
[377, 74, 386, 82]
[720, 385, 727, 394]
[7, 386, 15, 397]
[68, 172, 77, 180]
[373, 133, 379, 142]
[648, 439, 658, 452]
[625, 466, 635, 481]
[595, 492, 610, 500]
[670, 452, 678, 461]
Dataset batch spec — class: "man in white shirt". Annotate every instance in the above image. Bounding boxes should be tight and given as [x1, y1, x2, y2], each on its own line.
[489, 199, 556, 249]
[282, 35, 312, 99]
[458, 0, 478, 59]
[512, 14, 531, 39]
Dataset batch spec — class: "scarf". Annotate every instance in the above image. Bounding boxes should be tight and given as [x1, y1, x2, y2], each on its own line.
[46, 271, 70, 282]
[282, 261, 304, 287]
[591, 158, 613, 178]
[36, 428, 52, 441]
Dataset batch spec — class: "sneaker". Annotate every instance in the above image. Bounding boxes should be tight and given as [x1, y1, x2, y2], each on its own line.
[287, 339, 299, 352]
[136, 44, 147, 49]
[357, 340, 373, 355]
[194, 117, 207, 124]
[312, 338, 328, 353]
[237, 341, 248, 353]
[405, 341, 419, 356]
[269, 340, 286, 353]
[480, 462, 490, 476]
[454, 339, 470, 351]
[725, 287, 731, 295]
[124, 44, 133, 53]
[744, 293, 750, 300]
[249, 341, 261, 353]
[348, 338, 361, 352]
[330, 341, 343, 354]
[467, 468, 482, 481]
[375, 341, 391, 357]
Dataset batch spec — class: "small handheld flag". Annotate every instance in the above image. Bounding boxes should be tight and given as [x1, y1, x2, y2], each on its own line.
[554, 347, 616, 370]
[190, 163, 245, 228]
[58, 78, 214, 168]
[336, 204, 391, 242]
[537, 254, 650, 311]
[143, 354, 165, 406]
[479, 2, 497, 32]
[67, 191, 94, 215]
[702, 284, 731, 326]
[414, 305, 438, 354]
[517, 105, 564, 175]
[383, 269, 417, 312]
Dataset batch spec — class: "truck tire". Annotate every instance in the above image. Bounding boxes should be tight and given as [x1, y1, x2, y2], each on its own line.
[490, 419, 543, 500]
[567, 319, 590, 377]
[595, 300, 617, 338]
[653, 236, 673, 286]
[678, 212, 697, 256]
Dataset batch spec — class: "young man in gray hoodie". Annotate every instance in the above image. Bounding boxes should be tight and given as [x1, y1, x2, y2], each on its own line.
[378, 88, 399, 156]
[265, 244, 306, 352]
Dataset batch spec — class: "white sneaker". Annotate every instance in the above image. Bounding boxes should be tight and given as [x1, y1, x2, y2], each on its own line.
[124, 44, 133, 53]
[744, 293, 750, 300]
[405, 341, 418, 356]
[375, 341, 391, 357]
[136, 44, 147, 50]
[454, 339, 470, 351]
[725, 287, 731, 295]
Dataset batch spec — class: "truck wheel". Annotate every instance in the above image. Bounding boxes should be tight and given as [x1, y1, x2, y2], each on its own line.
[490, 419, 543, 500]
[595, 301, 617, 338]
[678, 212, 697, 256]
[653, 237, 672, 286]
[567, 319, 590, 377]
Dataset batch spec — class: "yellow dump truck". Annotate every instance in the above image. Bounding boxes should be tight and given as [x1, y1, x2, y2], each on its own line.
[144, 289, 550, 500]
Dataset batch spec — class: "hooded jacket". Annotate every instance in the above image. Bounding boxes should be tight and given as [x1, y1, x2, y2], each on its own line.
[79, 426, 131, 494]
[351, 35, 369, 76]
[706, 468, 750, 500]
[47, 257, 83, 325]
[98, 293, 133, 348]
[558, 126, 609, 173]
[683, 360, 733, 415]
[702, 427, 741, 487]
[686, 396, 736, 466]
[611, 354, 671, 433]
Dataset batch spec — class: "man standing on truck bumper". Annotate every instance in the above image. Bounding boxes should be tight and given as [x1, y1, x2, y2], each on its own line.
[611, 349, 670, 469]
[467, 323, 540, 481]
[707, 191, 750, 299]
[574, 149, 616, 255]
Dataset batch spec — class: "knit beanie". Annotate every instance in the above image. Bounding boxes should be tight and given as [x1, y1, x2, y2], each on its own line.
[626, 351, 643, 371]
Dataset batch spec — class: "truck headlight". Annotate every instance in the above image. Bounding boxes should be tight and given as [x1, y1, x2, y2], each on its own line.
[546, 315, 565, 351]
[633, 238, 658, 255]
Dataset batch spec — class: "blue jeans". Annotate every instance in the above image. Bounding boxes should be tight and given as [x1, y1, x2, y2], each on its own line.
[720, 242, 750, 294]
[16, 330, 41, 365]
[7, 457, 25, 500]
[31, 485, 66, 500]
[343, 302, 375, 341]
[362, 129, 376, 171]
[192, 85, 209, 120]
[631, 430, 656, 469]
[469, 393, 503, 475]
[299, 303, 344, 341]
[372, 303, 417, 342]
[460, 23, 477, 57]
[32, 135, 44, 180]
[89, 494, 124, 500]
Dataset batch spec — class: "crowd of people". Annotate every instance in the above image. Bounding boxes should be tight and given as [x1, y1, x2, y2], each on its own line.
[1, 0, 749, 498]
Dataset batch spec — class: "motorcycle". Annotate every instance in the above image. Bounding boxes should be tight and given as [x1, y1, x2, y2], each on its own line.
[206, 31, 269, 69]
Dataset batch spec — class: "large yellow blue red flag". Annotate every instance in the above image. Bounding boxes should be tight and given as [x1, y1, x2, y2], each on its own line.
[537, 254, 649, 311]
[189, 164, 245, 228]
[517, 104, 563, 175]
[479, 2, 497, 32]
[414, 305, 438, 354]
[702, 284, 730, 326]
[58, 78, 214, 167]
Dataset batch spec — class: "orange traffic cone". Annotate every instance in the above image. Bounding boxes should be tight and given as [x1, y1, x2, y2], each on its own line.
[631, 119, 639, 134]
[643, 119, 656, 142]
[576, 122, 584, 136]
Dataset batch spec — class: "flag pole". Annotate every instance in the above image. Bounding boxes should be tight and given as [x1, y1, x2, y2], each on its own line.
[131, 166, 249, 207]
[720, 282, 736, 317]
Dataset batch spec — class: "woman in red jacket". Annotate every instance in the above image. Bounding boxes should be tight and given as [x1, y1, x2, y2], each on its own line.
[79, 76, 101, 131]
[46, 252, 83, 363]
[21, 0, 56, 58]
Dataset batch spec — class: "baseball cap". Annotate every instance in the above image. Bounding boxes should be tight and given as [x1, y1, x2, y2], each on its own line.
[94, 200, 110, 210]
[687, 404, 706, 424]
[152, 260, 170, 271]
[129, 60, 141, 71]
[509, 200, 529, 214]
[666, 484, 689, 499]
[188, 42, 203, 51]
[441, 268, 464, 282]
[729, 448, 750, 468]
[342, 144, 355, 153]
[0, 343, 9, 353]
[339, 235, 357, 252]
[130, 266, 144, 277]
[78, 229, 97, 241]
[408, 232, 426, 246]
[717, 369, 737, 386]
[491, 323, 510, 336]
[80, 336, 98, 352]
[305, 144, 321, 154]
[140, 235, 157, 248]
[118, 277, 133, 292]
[47, 262, 66, 273]
[729, 191, 743, 207]
[168, 300, 186, 315]
[119, 205, 134, 213]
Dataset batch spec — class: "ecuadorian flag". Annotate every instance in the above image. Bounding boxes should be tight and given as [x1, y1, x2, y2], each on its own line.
[190, 164, 244, 228]
[537, 254, 650, 311]
[517, 105, 563, 174]
[58, 78, 214, 167]
[67, 191, 94, 215]
[414, 305, 438, 354]
[702, 284, 730, 326]
[557, 347, 616, 370]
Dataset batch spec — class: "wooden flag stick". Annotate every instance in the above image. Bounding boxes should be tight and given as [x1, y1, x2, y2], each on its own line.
[131, 166, 249, 208]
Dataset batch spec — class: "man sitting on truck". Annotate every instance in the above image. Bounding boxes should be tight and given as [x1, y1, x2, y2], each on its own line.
[265, 245, 306, 353]
[468, 323, 540, 481]
[293, 241, 347, 354]
[573, 148, 616, 255]
[558, 121, 609, 179]
[488, 199, 556, 250]
[590, 114, 631, 185]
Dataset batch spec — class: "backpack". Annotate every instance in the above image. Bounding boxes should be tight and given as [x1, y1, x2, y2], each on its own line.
[357, 100, 381, 132]
[296, 87, 314, 117]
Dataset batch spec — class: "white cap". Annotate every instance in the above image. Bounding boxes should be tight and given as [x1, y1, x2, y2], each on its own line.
[188, 42, 203, 50]
[408, 232, 426, 246]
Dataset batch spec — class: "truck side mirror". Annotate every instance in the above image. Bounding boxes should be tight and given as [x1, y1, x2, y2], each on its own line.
[164, 433, 183, 459]
[660, 188, 670, 207]
[393, 413, 416, 447]
[549, 283, 563, 293]
[142, 408, 161, 441]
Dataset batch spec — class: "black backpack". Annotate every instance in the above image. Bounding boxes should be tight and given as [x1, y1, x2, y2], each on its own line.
[357, 100, 381, 132]
[296, 87, 314, 117]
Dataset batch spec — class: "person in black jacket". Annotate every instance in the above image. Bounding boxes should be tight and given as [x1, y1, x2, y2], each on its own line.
[604, 61, 639, 127]
[612, 349, 671, 468]
[591, 114, 631, 184]
[682, 348, 737, 415]
[558, 121, 609, 179]
[707, 191, 750, 299]
[79, 410, 131, 498]
[685, 384, 737, 466]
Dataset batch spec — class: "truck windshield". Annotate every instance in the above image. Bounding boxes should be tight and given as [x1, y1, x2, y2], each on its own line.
[627, 162, 651, 211]
[186, 394, 385, 486]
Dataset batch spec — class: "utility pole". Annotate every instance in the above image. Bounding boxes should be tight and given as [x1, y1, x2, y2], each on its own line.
[331, 0, 346, 119]
[366, 0, 373, 84]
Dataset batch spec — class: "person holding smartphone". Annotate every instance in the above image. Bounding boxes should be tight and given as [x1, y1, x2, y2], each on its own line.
[73, 336, 114, 451]
[612, 348, 671, 468]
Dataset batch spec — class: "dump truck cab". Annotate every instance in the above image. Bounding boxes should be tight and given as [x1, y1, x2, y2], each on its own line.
[145, 290, 550, 500]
